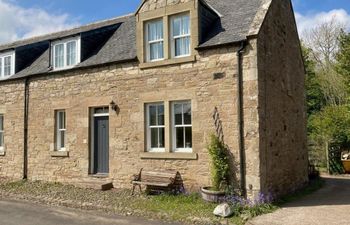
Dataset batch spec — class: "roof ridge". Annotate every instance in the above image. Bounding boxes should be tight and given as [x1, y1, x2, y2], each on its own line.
[0, 13, 134, 50]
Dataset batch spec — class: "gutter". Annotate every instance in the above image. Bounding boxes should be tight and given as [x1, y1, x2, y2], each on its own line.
[23, 78, 29, 179]
[237, 41, 247, 198]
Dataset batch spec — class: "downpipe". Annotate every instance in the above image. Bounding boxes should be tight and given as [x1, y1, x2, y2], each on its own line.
[237, 41, 247, 198]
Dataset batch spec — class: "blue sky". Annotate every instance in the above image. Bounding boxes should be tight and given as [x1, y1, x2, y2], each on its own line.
[11, 0, 350, 25]
[0, 0, 349, 44]
[14, 0, 142, 23]
[293, 0, 350, 15]
[11, 0, 350, 24]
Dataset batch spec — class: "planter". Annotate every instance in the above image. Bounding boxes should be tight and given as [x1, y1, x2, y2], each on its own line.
[200, 187, 225, 203]
[342, 160, 350, 173]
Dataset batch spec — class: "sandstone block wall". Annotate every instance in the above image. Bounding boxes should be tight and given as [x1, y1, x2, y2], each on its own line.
[257, 0, 308, 197]
[0, 81, 25, 180]
[24, 44, 259, 191]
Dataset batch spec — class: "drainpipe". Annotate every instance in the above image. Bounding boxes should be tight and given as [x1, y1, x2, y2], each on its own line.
[23, 78, 29, 179]
[237, 41, 247, 198]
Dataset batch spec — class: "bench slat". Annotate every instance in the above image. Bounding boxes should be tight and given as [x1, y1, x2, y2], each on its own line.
[132, 181, 170, 187]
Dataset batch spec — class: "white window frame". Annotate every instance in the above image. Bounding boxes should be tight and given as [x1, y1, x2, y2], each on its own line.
[0, 114, 4, 152]
[171, 101, 192, 153]
[146, 103, 165, 152]
[0, 51, 15, 79]
[52, 36, 81, 70]
[55, 110, 66, 151]
[145, 19, 164, 62]
[170, 13, 191, 58]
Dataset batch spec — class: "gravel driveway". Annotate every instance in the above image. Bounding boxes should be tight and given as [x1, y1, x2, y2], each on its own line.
[248, 175, 350, 225]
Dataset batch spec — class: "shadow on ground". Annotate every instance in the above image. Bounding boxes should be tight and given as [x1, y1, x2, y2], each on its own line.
[283, 176, 350, 208]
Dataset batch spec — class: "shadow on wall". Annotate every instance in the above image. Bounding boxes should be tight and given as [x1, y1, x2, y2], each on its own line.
[212, 107, 239, 190]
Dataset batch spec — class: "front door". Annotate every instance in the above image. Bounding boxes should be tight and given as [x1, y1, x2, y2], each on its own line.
[93, 113, 109, 174]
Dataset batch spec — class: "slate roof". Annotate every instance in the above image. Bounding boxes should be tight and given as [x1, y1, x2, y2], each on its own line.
[0, 0, 268, 81]
[199, 0, 264, 47]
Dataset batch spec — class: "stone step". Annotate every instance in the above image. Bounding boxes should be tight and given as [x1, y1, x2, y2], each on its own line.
[74, 180, 114, 191]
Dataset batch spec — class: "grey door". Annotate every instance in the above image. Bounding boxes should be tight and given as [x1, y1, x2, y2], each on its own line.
[93, 116, 109, 174]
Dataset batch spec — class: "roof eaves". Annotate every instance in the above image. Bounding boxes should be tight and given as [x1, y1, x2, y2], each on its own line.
[0, 56, 138, 83]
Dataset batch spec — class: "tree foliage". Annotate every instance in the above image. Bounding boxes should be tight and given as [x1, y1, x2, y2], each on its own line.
[303, 20, 350, 172]
[302, 45, 325, 116]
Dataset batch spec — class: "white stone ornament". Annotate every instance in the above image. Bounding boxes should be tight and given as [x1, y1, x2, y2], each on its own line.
[213, 203, 233, 218]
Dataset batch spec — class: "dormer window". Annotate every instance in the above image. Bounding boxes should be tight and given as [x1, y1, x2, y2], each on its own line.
[145, 19, 164, 62]
[52, 37, 81, 70]
[0, 51, 15, 79]
[171, 13, 191, 58]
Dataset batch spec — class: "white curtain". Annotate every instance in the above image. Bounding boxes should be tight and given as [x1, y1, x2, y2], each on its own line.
[148, 20, 164, 60]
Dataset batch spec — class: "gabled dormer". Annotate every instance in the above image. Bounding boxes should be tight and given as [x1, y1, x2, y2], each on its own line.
[136, 0, 200, 68]
[0, 51, 15, 79]
[51, 36, 81, 71]
[135, 0, 222, 69]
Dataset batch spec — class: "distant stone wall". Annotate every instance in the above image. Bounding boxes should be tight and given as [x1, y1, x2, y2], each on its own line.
[0, 80, 25, 180]
[257, 0, 308, 197]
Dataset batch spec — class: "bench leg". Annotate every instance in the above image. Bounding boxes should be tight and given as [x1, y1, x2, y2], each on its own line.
[132, 184, 136, 195]
[132, 184, 142, 195]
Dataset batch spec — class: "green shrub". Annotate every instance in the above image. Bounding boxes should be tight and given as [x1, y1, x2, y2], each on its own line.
[309, 105, 350, 173]
[207, 134, 229, 191]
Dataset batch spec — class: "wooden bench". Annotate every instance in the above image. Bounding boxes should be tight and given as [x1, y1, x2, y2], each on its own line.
[131, 168, 183, 195]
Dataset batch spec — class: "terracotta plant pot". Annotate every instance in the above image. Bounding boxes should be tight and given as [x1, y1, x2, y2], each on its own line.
[200, 187, 225, 203]
[342, 160, 350, 173]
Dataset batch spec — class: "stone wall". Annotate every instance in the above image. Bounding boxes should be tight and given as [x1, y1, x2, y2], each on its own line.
[0, 80, 24, 180]
[139, 0, 193, 13]
[23, 43, 259, 191]
[257, 0, 308, 197]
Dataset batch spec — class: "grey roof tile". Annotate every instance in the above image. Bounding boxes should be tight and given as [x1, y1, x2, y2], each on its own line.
[0, 0, 268, 81]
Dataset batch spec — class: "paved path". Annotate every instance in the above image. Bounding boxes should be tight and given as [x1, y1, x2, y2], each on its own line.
[0, 199, 177, 225]
[248, 176, 350, 225]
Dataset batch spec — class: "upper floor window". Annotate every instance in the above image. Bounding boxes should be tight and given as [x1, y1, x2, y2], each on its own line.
[171, 13, 191, 58]
[145, 19, 164, 62]
[0, 52, 15, 79]
[0, 114, 4, 152]
[52, 37, 80, 70]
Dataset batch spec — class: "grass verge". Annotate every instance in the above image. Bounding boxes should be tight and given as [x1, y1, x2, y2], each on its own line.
[0, 179, 279, 225]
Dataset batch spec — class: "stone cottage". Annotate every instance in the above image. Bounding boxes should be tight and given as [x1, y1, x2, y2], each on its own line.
[0, 0, 308, 198]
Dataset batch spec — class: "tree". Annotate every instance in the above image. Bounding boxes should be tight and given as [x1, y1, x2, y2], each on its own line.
[302, 19, 348, 106]
[309, 105, 350, 173]
[303, 18, 344, 66]
[336, 30, 350, 93]
[302, 45, 325, 116]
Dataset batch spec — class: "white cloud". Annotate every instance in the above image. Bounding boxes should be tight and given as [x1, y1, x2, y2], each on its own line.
[295, 9, 350, 36]
[0, 0, 80, 44]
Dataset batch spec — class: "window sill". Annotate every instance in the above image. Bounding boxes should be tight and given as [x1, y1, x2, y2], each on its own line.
[140, 152, 198, 160]
[0, 151, 5, 156]
[51, 151, 69, 157]
[140, 55, 195, 69]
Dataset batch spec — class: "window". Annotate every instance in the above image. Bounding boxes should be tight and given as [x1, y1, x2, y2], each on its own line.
[145, 19, 164, 62]
[171, 13, 191, 58]
[55, 110, 66, 151]
[0, 114, 4, 152]
[146, 103, 165, 152]
[0, 52, 15, 79]
[52, 37, 80, 70]
[172, 101, 192, 152]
